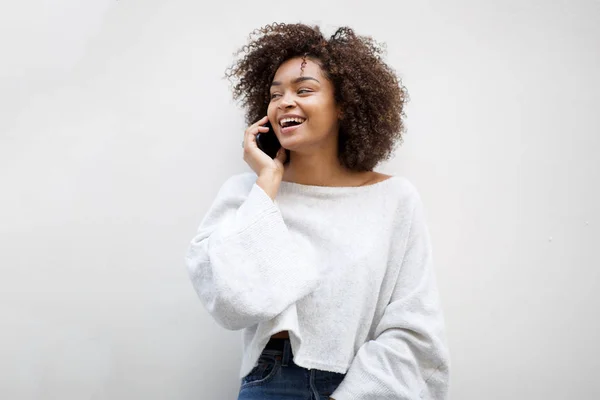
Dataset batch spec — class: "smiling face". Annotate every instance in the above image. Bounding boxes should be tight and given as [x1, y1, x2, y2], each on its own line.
[267, 57, 341, 152]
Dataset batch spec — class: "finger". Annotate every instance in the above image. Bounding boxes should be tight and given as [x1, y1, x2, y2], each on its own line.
[244, 125, 267, 143]
[249, 125, 269, 140]
[252, 115, 269, 128]
[245, 119, 270, 138]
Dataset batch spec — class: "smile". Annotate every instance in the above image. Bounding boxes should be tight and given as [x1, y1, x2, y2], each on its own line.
[279, 117, 306, 134]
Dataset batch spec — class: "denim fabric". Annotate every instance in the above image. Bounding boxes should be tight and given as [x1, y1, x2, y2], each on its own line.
[237, 338, 346, 400]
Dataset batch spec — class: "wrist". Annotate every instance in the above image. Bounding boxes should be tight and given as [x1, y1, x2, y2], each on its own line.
[258, 168, 283, 181]
[256, 170, 282, 201]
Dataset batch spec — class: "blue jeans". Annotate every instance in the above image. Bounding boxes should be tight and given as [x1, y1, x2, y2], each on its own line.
[237, 337, 346, 400]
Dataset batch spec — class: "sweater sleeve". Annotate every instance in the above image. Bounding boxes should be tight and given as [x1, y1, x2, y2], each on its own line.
[184, 175, 321, 331]
[330, 195, 450, 400]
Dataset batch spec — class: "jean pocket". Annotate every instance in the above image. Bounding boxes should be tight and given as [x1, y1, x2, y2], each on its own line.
[240, 353, 281, 389]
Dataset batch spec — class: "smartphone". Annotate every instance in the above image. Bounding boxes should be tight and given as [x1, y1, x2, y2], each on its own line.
[256, 121, 282, 159]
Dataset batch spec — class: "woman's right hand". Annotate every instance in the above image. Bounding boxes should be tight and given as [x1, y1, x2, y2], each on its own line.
[243, 116, 287, 178]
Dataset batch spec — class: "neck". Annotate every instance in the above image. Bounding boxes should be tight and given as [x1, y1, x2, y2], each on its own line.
[282, 150, 352, 186]
[281, 128, 361, 186]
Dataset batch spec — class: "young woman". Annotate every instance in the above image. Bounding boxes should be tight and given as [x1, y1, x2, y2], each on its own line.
[185, 23, 450, 400]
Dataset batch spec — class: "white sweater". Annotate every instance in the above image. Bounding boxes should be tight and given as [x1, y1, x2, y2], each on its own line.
[184, 172, 450, 399]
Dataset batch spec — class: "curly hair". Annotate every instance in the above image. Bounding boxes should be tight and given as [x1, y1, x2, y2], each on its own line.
[224, 23, 409, 171]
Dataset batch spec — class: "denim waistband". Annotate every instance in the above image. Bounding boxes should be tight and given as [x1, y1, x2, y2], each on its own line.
[263, 337, 293, 367]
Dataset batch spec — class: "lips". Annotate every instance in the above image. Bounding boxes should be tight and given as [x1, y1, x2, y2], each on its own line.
[280, 120, 304, 135]
[278, 116, 307, 127]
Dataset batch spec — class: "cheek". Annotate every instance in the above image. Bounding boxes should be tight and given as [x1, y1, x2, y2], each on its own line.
[306, 106, 337, 126]
[267, 104, 277, 121]
[305, 97, 336, 121]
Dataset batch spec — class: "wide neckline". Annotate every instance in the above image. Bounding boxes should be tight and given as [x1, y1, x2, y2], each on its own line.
[278, 175, 400, 195]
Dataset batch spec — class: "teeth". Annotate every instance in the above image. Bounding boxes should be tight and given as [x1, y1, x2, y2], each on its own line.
[279, 117, 306, 127]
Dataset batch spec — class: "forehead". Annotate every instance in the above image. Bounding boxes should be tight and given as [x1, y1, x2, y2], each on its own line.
[272, 57, 325, 82]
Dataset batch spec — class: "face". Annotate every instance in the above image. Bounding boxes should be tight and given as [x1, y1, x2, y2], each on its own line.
[267, 57, 341, 151]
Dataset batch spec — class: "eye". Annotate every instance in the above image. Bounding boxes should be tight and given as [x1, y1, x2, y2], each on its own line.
[270, 89, 311, 100]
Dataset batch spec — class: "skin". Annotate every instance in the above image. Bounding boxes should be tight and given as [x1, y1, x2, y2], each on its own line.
[243, 56, 388, 192]
[267, 56, 345, 186]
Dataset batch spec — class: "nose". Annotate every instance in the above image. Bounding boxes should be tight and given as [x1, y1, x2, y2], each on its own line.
[278, 92, 296, 109]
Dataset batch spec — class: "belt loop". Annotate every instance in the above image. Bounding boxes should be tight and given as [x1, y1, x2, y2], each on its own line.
[281, 338, 291, 367]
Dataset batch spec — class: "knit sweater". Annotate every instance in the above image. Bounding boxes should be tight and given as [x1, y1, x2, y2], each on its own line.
[184, 172, 450, 399]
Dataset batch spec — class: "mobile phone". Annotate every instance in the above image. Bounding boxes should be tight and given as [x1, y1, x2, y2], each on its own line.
[256, 121, 281, 159]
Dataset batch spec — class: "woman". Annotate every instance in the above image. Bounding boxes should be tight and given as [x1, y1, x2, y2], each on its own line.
[185, 23, 450, 400]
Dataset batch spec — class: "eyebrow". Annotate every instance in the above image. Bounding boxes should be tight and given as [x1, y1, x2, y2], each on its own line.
[270, 76, 320, 87]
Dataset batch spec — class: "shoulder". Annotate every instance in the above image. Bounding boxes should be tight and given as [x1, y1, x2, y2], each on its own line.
[383, 176, 427, 225]
[386, 175, 422, 204]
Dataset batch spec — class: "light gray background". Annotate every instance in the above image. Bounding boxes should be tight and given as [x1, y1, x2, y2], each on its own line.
[1, 1, 598, 399]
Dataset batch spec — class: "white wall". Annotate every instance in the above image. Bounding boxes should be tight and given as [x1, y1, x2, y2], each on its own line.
[1, 1, 598, 399]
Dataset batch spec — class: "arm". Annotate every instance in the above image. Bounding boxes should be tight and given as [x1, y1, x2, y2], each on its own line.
[184, 173, 321, 331]
[330, 196, 450, 399]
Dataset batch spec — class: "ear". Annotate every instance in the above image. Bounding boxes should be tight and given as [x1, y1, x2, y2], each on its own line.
[337, 106, 344, 120]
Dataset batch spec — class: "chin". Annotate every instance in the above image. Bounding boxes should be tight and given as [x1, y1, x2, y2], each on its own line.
[278, 137, 295, 150]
